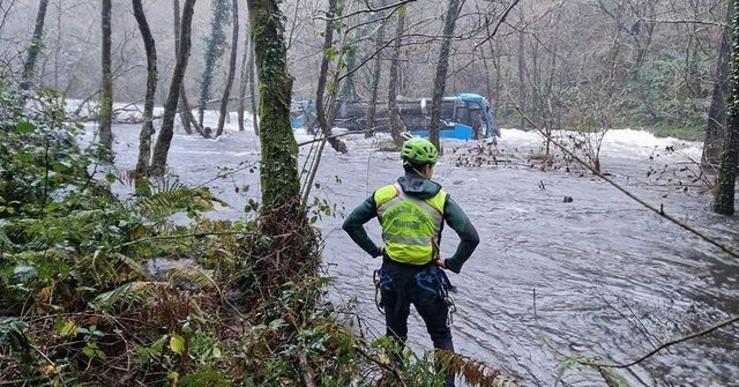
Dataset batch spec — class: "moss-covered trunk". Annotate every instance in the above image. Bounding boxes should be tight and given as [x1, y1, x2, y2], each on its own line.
[150, 0, 196, 176]
[429, 0, 461, 150]
[99, 0, 114, 153]
[216, 0, 240, 137]
[246, 0, 301, 219]
[133, 0, 157, 186]
[713, 1, 739, 216]
[20, 0, 49, 91]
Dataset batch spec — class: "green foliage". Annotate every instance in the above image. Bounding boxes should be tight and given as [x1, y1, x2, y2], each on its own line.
[0, 82, 93, 218]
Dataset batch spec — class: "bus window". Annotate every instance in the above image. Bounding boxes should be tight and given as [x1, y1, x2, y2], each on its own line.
[440, 101, 455, 125]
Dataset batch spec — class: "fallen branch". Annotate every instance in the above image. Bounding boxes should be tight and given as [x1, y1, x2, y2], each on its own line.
[297, 127, 381, 147]
[586, 314, 739, 369]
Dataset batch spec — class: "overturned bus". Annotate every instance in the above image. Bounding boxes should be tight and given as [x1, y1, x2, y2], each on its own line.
[291, 93, 498, 140]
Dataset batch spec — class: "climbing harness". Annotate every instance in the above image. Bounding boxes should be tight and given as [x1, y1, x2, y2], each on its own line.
[373, 268, 392, 314]
[374, 265, 457, 326]
[415, 267, 457, 327]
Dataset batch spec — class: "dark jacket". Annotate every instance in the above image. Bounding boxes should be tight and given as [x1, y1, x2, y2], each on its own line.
[342, 172, 480, 273]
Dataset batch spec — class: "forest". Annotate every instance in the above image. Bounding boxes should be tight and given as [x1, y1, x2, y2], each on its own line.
[0, 0, 738, 386]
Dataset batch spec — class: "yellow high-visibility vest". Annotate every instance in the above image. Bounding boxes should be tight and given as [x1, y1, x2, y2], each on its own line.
[374, 183, 447, 265]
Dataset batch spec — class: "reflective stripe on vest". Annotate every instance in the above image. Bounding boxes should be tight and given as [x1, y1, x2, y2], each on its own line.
[374, 183, 447, 265]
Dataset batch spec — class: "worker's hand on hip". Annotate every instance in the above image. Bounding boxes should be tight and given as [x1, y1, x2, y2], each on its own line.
[435, 257, 446, 269]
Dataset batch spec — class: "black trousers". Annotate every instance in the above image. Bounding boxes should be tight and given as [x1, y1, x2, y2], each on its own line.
[379, 258, 455, 386]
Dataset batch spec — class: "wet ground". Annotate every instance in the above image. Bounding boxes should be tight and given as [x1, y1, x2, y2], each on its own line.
[101, 113, 738, 386]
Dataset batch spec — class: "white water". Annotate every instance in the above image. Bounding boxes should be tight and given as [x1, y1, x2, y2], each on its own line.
[99, 111, 738, 386]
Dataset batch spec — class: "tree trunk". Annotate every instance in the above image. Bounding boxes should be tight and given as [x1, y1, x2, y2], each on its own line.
[20, 0, 49, 91]
[703, 4, 733, 169]
[387, 10, 406, 146]
[314, 0, 347, 153]
[365, 0, 388, 138]
[133, 0, 157, 187]
[517, 9, 526, 129]
[245, 0, 301, 216]
[429, 0, 461, 150]
[150, 0, 196, 176]
[173, 0, 193, 135]
[173, 1, 206, 137]
[216, 0, 239, 137]
[98, 0, 114, 153]
[198, 0, 230, 128]
[249, 46, 260, 136]
[339, 40, 358, 100]
[238, 30, 250, 132]
[713, 1, 739, 216]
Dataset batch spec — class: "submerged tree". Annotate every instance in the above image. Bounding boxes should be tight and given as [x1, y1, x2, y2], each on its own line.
[387, 9, 406, 146]
[314, 0, 347, 153]
[428, 0, 462, 150]
[237, 30, 250, 132]
[132, 0, 157, 185]
[215, 0, 239, 137]
[249, 45, 260, 136]
[98, 0, 114, 153]
[150, 0, 196, 176]
[173, 0, 207, 137]
[365, 0, 388, 138]
[703, 4, 733, 168]
[20, 0, 49, 91]
[198, 0, 230, 128]
[173, 0, 192, 135]
[714, 1, 739, 215]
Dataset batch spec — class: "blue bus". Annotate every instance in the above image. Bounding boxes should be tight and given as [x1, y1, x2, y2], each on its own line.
[291, 93, 498, 140]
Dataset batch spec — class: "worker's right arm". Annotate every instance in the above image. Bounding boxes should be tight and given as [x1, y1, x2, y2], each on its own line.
[342, 196, 384, 258]
[442, 196, 480, 273]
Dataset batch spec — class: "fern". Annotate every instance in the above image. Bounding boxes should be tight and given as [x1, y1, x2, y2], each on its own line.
[91, 281, 165, 311]
[83, 250, 150, 285]
[167, 266, 218, 291]
[134, 178, 224, 222]
[437, 351, 520, 387]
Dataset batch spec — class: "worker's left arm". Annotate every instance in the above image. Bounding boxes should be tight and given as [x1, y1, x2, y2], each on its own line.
[342, 196, 384, 258]
[442, 196, 480, 273]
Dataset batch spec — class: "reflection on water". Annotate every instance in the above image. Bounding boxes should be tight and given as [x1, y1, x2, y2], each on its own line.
[105, 119, 738, 386]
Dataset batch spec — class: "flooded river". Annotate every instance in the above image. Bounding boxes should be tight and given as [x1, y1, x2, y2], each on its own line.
[102, 114, 738, 386]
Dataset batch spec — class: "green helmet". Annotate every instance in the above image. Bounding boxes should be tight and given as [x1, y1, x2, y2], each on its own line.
[401, 138, 439, 165]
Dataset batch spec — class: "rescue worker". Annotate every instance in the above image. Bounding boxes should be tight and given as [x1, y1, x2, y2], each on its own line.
[342, 138, 480, 386]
